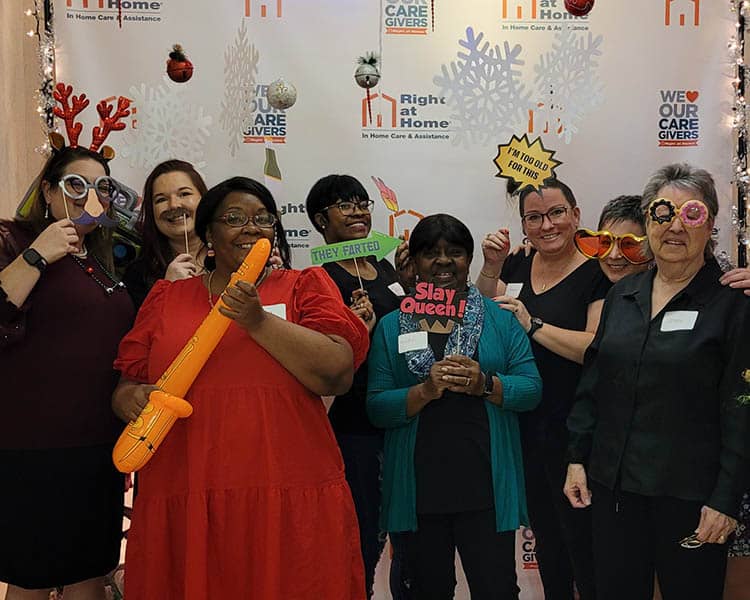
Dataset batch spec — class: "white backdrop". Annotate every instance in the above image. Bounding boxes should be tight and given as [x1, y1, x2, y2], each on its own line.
[52, 1, 736, 598]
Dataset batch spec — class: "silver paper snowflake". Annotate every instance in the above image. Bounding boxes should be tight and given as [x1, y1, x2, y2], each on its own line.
[220, 20, 259, 157]
[121, 76, 212, 169]
[433, 27, 532, 147]
[533, 29, 604, 144]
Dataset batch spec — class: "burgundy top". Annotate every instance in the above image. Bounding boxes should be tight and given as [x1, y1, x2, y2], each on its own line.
[0, 220, 135, 449]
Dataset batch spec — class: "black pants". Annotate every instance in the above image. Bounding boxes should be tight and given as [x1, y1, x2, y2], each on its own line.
[406, 508, 519, 600]
[590, 480, 728, 600]
[523, 438, 596, 600]
[336, 433, 386, 599]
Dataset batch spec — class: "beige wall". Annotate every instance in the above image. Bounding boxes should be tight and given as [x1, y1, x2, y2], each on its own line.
[0, 1, 46, 219]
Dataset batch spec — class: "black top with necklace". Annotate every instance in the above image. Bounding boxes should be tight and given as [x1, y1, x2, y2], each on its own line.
[500, 249, 610, 446]
[323, 257, 402, 435]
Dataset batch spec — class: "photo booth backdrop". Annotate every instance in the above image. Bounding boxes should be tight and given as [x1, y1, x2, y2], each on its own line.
[50, 1, 735, 598]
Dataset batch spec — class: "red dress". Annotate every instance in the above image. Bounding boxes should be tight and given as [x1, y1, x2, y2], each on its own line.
[114, 268, 368, 600]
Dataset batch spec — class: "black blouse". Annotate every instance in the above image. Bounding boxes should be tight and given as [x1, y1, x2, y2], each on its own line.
[322, 257, 402, 435]
[567, 260, 750, 518]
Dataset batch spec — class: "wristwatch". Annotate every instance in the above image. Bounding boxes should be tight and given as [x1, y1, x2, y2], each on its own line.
[22, 248, 47, 273]
[482, 371, 495, 397]
[528, 316, 543, 338]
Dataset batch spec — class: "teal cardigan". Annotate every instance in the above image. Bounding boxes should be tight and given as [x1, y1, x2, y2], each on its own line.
[367, 297, 542, 533]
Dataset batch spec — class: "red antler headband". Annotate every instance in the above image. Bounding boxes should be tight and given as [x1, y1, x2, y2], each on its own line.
[52, 82, 131, 155]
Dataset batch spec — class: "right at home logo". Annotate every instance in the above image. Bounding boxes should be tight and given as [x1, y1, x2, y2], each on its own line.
[664, 0, 699, 27]
[500, 0, 590, 30]
[244, 0, 282, 18]
[361, 91, 451, 142]
[64, 0, 163, 23]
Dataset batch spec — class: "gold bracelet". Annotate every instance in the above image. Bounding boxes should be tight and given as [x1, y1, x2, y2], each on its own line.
[479, 269, 499, 279]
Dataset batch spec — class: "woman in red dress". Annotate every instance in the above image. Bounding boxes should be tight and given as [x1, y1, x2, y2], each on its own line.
[112, 176, 368, 599]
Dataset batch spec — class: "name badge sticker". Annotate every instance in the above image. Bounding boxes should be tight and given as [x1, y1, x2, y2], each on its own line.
[388, 282, 406, 296]
[398, 331, 429, 354]
[660, 310, 698, 332]
[264, 303, 287, 320]
[505, 282, 523, 299]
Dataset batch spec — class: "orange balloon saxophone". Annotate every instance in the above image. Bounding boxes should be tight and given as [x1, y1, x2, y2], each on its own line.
[112, 238, 272, 473]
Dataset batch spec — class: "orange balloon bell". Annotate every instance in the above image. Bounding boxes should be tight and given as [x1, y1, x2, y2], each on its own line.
[112, 238, 272, 473]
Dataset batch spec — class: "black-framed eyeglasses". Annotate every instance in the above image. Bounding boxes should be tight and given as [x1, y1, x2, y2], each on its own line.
[324, 199, 374, 216]
[214, 211, 277, 229]
[522, 205, 569, 229]
[58, 174, 118, 201]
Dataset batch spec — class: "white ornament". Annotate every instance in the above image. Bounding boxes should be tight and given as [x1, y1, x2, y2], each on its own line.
[354, 56, 381, 89]
[266, 78, 297, 110]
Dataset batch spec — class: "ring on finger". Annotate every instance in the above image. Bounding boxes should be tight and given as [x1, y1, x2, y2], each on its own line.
[719, 535, 725, 543]
[464, 376, 471, 386]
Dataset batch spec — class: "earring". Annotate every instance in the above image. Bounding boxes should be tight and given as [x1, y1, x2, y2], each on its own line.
[207, 241, 215, 257]
[44, 204, 50, 220]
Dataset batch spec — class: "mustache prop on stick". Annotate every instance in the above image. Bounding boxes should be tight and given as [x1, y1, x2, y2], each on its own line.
[112, 238, 272, 473]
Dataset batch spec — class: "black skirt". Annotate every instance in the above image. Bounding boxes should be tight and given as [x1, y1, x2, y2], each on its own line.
[0, 444, 123, 589]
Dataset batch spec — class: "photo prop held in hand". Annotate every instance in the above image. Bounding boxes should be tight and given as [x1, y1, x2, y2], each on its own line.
[494, 133, 562, 193]
[112, 238, 271, 473]
[310, 231, 401, 265]
[400, 282, 468, 329]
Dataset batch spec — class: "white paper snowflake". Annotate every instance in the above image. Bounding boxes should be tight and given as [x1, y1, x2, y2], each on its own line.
[433, 27, 532, 147]
[220, 20, 259, 157]
[120, 76, 212, 169]
[533, 29, 604, 144]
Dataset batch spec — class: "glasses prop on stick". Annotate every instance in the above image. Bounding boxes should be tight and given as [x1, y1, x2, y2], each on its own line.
[112, 238, 272, 473]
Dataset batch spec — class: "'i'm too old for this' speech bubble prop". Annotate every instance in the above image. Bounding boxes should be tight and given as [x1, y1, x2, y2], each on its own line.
[494, 133, 562, 192]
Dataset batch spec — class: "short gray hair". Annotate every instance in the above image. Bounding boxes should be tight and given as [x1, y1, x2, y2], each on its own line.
[641, 163, 718, 258]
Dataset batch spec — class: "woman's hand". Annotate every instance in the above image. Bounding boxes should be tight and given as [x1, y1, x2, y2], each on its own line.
[30, 218, 80, 264]
[218, 280, 267, 332]
[495, 295, 532, 332]
[112, 383, 159, 423]
[268, 246, 283, 270]
[440, 354, 485, 396]
[350, 289, 376, 332]
[480, 229, 511, 276]
[564, 463, 592, 508]
[720, 267, 750, 296]
[695, 505, 738, 544]
[165, 253, 200, 281]
[395, 239, 415, 289]
[421, 359, 457, 400]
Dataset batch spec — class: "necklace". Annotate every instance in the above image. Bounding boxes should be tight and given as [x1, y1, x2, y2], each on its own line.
[537, 255, 576, 292]
[70, 254, 126, 295]
[207, 267, 270, 308]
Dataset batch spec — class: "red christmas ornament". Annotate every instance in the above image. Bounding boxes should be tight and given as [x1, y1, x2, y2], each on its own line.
[564, 0, 594, 16]
[166, 44, 194, 83]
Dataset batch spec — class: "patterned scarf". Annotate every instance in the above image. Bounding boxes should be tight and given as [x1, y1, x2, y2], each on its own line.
[398, 284, 484, 380]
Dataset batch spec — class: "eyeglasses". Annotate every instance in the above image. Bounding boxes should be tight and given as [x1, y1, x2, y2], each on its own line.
[574, 228, 651, 265]
[58, 174, 118, 201]
[215, 211, 277, 229]
[648, 198, 709, 228]
[522, 205, 569, 229]
[324, 199, 375, 216]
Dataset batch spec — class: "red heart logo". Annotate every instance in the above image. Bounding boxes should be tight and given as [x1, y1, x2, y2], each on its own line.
[686, 90, 699, 103]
